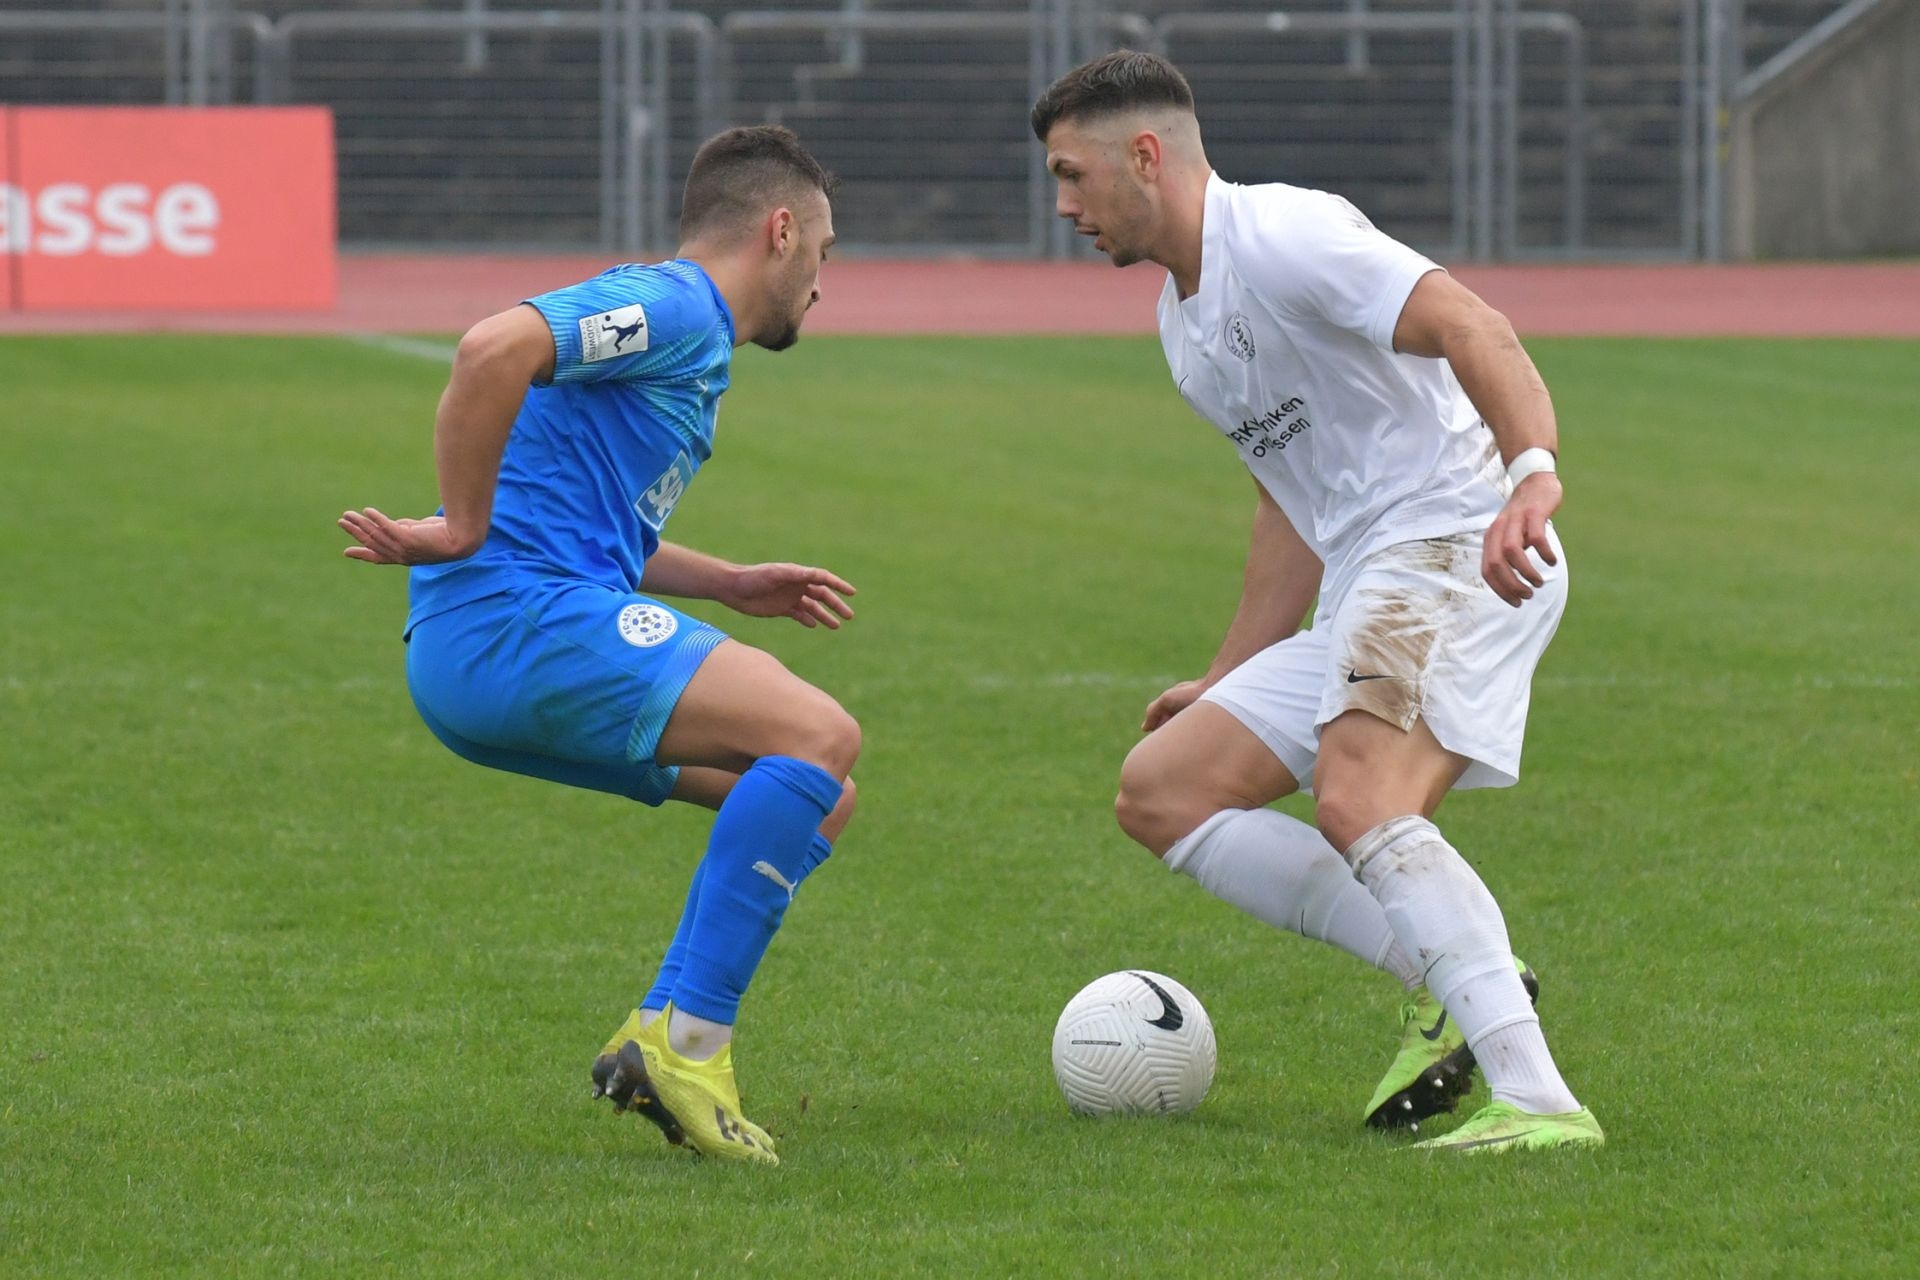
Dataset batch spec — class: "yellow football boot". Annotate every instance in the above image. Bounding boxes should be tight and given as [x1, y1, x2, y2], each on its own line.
[592, 1005, 777, 1165]
[596, 1008, 647, 1065]
[590, 1008, 687, 1150]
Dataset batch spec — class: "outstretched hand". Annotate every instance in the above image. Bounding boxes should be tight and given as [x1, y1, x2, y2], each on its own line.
[1481, 473, 1562, 607]
[338, 508, 473, 566]
[721, 562, 857, 629]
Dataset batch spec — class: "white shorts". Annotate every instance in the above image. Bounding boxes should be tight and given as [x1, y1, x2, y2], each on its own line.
[1200, 529, 1566, 793]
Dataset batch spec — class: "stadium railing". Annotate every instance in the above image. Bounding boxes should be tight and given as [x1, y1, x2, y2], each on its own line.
[0, 0, 1866, 259]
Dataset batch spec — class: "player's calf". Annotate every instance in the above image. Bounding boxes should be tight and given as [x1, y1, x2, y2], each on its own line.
[820, 774, 858, 844]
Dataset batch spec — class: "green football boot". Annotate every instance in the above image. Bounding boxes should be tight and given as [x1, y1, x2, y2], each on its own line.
[1363, 957, 1540, 1132]
[1412, 1100, 1605, 1153]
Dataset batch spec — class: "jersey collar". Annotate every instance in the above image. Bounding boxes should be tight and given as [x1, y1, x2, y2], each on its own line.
[682, 259, 736, 347]
[1177, 172, 1231, 346]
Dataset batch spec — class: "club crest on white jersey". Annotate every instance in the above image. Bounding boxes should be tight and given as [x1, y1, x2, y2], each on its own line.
[1226, 312, 1256, 361]
[580, 303, 649, 362]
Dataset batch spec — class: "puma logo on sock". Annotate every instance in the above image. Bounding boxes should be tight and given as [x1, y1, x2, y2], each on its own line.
[751, 860, 798, 901]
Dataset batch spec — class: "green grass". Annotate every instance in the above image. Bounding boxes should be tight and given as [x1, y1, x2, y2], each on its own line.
[2, 333, 1916, 1277]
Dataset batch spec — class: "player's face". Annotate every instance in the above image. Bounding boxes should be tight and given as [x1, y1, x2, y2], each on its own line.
[1046, 121, 1156, 268]
[757, 193, 834, 352]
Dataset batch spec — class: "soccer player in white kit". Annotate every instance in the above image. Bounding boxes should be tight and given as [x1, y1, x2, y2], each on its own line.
[1032, 51, 1603, 1151]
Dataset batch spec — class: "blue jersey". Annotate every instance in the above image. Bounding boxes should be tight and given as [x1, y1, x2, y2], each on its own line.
[406, 260, 734, 634]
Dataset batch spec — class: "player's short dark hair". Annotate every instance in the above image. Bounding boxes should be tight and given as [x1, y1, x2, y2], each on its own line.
[1030, 50, 1195, 141]
[679, 125, 837, 242]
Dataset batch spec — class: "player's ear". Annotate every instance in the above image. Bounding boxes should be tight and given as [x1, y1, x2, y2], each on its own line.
[767, 206, 797, 257]
[1130, 130, 1164, 182]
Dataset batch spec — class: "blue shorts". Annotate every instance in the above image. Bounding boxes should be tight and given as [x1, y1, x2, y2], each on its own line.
[404, 579, 728, 806]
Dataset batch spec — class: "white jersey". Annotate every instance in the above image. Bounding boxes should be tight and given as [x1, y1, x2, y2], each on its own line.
[1158, 174, 1509, 613]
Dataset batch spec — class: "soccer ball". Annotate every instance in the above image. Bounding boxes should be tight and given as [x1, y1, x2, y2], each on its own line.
[1051, 970, 1217, 1116]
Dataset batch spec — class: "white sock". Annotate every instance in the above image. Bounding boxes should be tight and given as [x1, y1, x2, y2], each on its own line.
[1347, 814, 1579, 1115]
[1475, 1022, 1581, 1115]
[1166, 809, 1421, 987]
[666, 1008, 732, 1061]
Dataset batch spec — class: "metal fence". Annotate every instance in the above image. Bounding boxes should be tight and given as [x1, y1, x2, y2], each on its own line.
[0, 0, 1858, 258]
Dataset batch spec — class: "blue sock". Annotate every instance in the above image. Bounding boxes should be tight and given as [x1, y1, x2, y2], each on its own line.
[643, 827, 838, 1012]
[669, 756, 843, 1024]
[643, 828, 838, 1012]
[800, 831, 834, 878]
[642, 857, 706, 1013]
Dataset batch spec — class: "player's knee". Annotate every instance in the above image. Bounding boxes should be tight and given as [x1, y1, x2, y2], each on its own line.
[1316, 760, 1450, 857]
[1115, 756, 1196, 858]
[784, 699, 861, 778]
[823, 707, 862, 775]
[1311, 776, 1384, 857]
[1114, 787, 1169, 856]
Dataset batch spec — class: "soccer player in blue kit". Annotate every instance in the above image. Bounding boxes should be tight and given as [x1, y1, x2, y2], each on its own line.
[338, 127, 853, 1166]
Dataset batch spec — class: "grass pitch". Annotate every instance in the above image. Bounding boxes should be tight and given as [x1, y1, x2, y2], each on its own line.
[2, 333, 1916, 1277]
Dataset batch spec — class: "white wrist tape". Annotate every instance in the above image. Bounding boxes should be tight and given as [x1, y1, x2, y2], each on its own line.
[1507, 447, 1557, 487]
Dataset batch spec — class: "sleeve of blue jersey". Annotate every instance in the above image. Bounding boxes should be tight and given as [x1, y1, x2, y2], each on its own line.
[525, 267, 716, 386]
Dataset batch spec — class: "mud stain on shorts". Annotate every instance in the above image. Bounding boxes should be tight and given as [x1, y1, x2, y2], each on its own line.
[1333, 537, 1478, 731]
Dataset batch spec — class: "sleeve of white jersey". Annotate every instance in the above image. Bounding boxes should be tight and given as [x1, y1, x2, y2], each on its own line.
[1241, 190, 1442, 352]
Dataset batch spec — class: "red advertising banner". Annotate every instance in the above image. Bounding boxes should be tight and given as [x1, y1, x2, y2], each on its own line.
[1, 107, 15, 312]
[2, 106, 335, 312]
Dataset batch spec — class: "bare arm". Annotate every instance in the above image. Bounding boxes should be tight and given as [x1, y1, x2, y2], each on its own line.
[639, 541, 743, 600]
[1393, 270, 1563, 606]
[432, 305, 555, 554]
[1142, 480, 1321, 731]
[641, 541, 858, 630]
[338, 303, 554, 565]
[1201, 482, 1321, 683]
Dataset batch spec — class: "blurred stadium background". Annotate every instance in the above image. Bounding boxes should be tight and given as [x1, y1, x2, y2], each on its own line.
[4, 0, 1915, 265]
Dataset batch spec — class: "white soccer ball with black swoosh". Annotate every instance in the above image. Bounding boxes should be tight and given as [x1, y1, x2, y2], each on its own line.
[1051, 970, 1216, 1116]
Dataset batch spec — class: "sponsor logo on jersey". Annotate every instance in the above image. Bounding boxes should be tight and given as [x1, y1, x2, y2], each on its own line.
[616, 602, 678, 648]
[580, 303, 649, 362]
[634, 449, 694, 530]
[1229, 397, 1311, 458]
[1225, 312, 1256, 362]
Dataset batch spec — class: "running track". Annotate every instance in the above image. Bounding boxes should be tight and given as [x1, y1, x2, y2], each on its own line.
[3, 258, 1917, 337]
